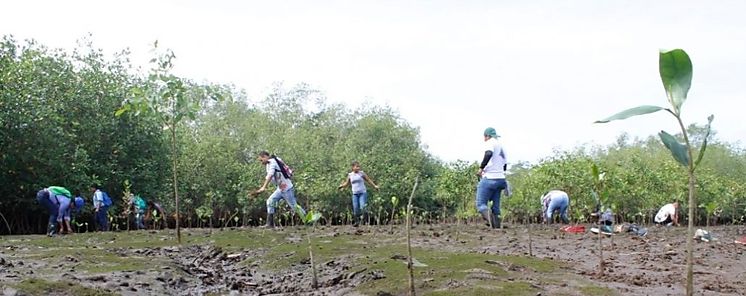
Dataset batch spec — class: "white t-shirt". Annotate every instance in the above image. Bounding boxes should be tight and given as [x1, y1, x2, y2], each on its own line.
[482, 137, 506, 179]
[655, 204, 676, 223]
[349, 171, 367, 194]
[266, 158, 293, 192]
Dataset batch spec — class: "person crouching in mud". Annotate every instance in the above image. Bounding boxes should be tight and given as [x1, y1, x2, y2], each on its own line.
[541, 190, 570, 224]
[654, 202, 679, 226]
[250, 151, 306, 228]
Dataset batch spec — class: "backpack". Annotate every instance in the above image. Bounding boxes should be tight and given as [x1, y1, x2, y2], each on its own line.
[101, 191, 113, 207]
[271, 156, 294, 179]
[134, 195, 147, 210]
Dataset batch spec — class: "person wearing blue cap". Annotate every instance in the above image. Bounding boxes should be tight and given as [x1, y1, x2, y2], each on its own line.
[476, 127, 508, 229]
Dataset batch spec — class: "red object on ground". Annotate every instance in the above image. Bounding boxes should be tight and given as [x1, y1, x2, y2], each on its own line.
[560, 225, 586, 233]
[735, 236, 746, 245]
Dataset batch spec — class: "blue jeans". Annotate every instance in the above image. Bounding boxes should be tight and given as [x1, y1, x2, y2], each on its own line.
[135, 209, 145, 229]
[266, 188, 306, 216]
[96, 206, 109, 231]
[352, 192, 368, 217]
[476, 178, 507, 217]
[545, 193, 569, 223]
[37, 192, 59, 233]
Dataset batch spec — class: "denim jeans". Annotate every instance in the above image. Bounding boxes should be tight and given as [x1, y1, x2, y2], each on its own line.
[545, 193, 569, 223]
[37, 191, 59, 232]
[352, 192, 368, 217]
[266, 187, 306, 216]
[476, 178, 507, 216]
[135, 209, 145, 229]
[96, 206, 109, 231]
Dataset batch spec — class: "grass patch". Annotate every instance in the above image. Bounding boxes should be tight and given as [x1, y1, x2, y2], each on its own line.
[580, 285, 617, 296]
[497, 255, 562, 272]
[356, 250, 554, 295]
[426, 282, 538, 296]
[13, 278, 114, 296]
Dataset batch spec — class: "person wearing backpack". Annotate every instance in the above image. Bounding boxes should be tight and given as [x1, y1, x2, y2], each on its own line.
[338, 161, 380, 227]
[251, 151, 306, 228]
[90, 184, 112, 231]
[130, 194, 147, 230]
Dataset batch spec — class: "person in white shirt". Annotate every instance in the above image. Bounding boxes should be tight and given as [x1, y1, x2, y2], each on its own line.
[654, 202, 679, 226]
[338, 161, 380, 227]
[476, 127, 508, 229]
[251, 151, 306, 228]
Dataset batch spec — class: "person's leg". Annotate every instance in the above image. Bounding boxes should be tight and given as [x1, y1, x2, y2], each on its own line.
[476, 179, 492, 224]
[265, 189, 283, 227]
[351, 193, 361, 219]
[102, 206, 110, 231]
[489, 179, 507, 228]
[359, 192, 368, 225]
[283, 188, 305, 217]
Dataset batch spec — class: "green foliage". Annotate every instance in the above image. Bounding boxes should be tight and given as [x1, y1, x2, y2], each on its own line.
[659, 49, 693, 114]
[659, 130, 689, 166]
[695, 115, 715, 168]
[2, 39, 744, 237]
[594, 105, 664, 123]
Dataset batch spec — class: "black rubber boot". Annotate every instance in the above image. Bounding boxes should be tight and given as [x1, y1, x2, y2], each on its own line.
[262, 213, 275, 228]
[353, 215, 360, 227]
[492, 215, 502, 229]
[480, 211, 492, 227]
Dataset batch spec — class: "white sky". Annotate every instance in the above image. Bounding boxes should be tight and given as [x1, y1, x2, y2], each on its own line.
[2, 0, 744, 163]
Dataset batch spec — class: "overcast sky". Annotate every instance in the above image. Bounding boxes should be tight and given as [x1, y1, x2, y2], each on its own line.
[2, 0, 744, 163]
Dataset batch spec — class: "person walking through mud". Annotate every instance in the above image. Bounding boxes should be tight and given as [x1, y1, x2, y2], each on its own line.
[654, 202, 680, 226]
[541, 190, 570, 224]
[338, 161, 380, 227]
[250, 151, 306, 228]
[475, 127, 508, 229]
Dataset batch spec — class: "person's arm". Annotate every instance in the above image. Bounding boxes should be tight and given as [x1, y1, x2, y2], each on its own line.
[673, 208, 679, 226]
[251, 163, 275, 196]
[338, 176, 350, 189]
[541, 195, 549, 223]
[363, 174, 380, 190]
[478, 150, 493, 175]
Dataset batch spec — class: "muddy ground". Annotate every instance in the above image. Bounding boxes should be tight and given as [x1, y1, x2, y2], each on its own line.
[0, 224, 744, 295]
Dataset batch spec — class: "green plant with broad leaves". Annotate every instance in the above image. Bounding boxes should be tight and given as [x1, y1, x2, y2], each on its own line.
[595, 49, 713, 296]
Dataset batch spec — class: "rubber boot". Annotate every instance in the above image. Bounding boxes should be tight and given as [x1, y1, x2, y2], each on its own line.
[261, 213, 275, 228]
[480, 211, 492, 227]
[491, 214, 501, 229]
[47, 223, 56, 237]
[353, 215, 360, 227]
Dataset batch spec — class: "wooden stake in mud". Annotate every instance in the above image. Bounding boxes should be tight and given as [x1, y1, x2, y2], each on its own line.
[406, 176, 420, 296]
[528, 216, 534, 257]
[597, 226, 604, 275]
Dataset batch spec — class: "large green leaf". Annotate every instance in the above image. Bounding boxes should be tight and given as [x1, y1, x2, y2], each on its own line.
[659, 130, 689, 166]
[595, 105, 664, 123]
[659, 49, 693, 114]
[694, 114, 715, 169]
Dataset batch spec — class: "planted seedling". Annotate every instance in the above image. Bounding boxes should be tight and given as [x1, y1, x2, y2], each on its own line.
[595, 49, 714, 296]
[296, 204, 322, 289]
